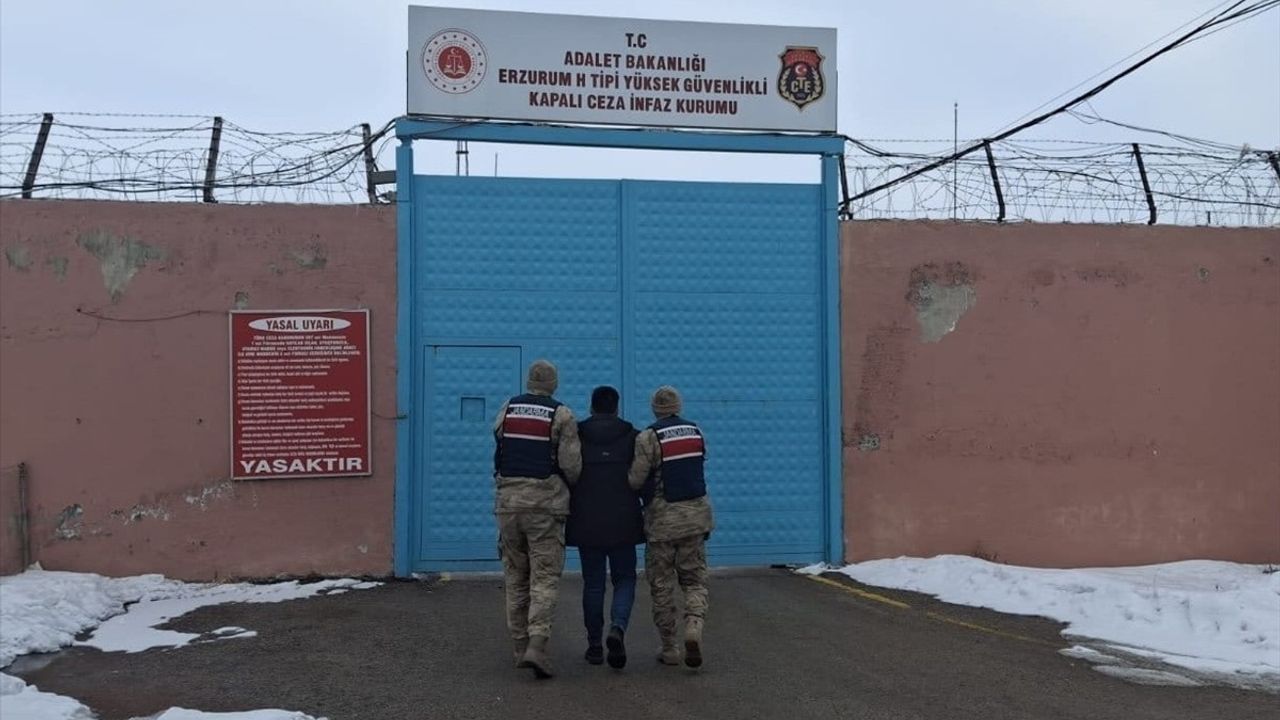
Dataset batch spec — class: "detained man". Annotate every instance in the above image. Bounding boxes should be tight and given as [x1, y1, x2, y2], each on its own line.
[566, 386, 643, 669]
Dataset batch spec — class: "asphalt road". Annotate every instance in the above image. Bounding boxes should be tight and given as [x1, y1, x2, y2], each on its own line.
[13, 569, 1276, 720]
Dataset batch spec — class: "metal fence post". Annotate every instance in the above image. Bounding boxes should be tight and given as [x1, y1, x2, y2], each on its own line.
[203, 116, 223, 203]
[20, 113, 54, 199]
[362, 123, 378, 204]
[838, 155, 851, 220]
[1133, 143, 1157, 225]
[983, 140, 1005, 223]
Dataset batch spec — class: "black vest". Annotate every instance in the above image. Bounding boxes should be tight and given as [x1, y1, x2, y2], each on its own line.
[649, 416, 706, 502]
[566, 416, 643, 548]
[496, 394, 562, 479]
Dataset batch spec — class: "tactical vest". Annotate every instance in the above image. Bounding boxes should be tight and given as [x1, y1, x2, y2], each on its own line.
[496, 394, 562, 479]
[650, 416, 706, 502]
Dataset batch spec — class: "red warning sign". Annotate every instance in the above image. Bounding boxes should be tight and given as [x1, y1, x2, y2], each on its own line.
[230, 310, 371, 480]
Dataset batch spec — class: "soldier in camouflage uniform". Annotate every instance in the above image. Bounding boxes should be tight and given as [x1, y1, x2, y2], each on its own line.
[493, 359, 582, 678]
[628, 386, 714, 668]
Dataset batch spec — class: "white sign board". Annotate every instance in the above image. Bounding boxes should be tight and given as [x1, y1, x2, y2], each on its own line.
[407, 6, 837, 133]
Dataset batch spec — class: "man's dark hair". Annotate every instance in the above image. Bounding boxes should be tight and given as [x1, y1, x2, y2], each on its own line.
[590, 385, 620, 415]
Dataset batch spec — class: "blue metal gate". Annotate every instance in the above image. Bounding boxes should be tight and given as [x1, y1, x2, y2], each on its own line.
[394, 120, 844, 574]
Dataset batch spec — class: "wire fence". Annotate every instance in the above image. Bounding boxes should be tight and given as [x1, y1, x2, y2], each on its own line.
[2, 112, 1277, 226]
[842, 134, 1280, 226]
[0, 113, 394, 204]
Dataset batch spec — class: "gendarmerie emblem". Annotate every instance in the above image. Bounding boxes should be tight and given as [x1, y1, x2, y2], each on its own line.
[778, 46, 825, 110]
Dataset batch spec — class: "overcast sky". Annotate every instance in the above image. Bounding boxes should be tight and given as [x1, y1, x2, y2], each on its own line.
[1, 0, 1276, 183]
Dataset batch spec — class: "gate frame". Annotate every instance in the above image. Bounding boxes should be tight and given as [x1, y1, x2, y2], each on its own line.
[393, 117, 845, 576]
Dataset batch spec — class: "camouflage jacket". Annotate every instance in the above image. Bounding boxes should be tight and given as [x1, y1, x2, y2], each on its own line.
[627, 428, 715, 542]
[492, 395, 582, 517]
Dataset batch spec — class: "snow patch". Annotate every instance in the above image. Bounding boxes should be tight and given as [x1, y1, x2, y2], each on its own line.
[0, 673, 95, 720]
[1060, 645, 1124, 665]
[1093, 666, 1204, 687]
[80, 578, 375, 654]
[209, 627, 256, 639]
[135, 709, 323, 720]
[823, 556, 1280, 688]
[1, 568, 377, 719]
[0, 567, 178, 667]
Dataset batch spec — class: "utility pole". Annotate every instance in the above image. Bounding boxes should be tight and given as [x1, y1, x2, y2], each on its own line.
[952, 102, 959, 221]
[455, 140, 470, 176]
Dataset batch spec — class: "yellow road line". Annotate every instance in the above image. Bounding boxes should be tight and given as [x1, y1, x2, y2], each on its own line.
[803, 573, 1058, 648]
[924, 611, 1058, 647]
[804, 574, 911, 609]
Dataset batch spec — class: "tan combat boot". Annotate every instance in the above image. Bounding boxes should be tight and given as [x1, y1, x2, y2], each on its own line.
[657, 635, 681, 666]
[521, 635, 555, 679]
[513, 637, 529, 668]
[683, 616, 704, 668]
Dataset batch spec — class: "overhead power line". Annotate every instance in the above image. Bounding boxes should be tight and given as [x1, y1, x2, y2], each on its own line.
[992, 0, 1240, 136]
[841, 0, 1280, 209]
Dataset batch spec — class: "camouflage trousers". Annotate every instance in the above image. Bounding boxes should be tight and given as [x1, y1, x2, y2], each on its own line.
[645, 534, 709, 643]
[497, 512, 566, 641]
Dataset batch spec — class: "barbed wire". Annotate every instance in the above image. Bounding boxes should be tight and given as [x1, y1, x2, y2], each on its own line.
[1, 112, 1276, 225]
[842, 134, 1279, 226]
[0, 114, 394, 204]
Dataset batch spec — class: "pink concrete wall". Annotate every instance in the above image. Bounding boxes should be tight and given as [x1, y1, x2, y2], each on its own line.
[4, 203, 1276, 578]
[0, 200, 396, 580]
[841, 221, 1280, 567]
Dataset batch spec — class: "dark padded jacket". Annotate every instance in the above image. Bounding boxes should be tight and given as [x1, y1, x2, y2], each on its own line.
[566, 415, 643, 548]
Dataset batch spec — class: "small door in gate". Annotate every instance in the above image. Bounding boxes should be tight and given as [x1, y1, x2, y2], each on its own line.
[417, 345, 521, 564]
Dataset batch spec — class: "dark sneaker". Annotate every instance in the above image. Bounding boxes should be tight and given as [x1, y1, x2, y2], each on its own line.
[585, 645, 604, 665]
[606, 626, 627, 669]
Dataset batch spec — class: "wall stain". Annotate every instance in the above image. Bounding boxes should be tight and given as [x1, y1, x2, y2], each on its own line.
[857, 433, 881, 452]
[45, 256, 69, 279]
[109, 503, 170, 524]
[849, 324, 911, 449]
[54, 504, 84, 540]
[906, 262, 978, 343]
[291, 244, 327, 270]
[1029, 267, 1056, 287]
[77, 229, 165, 302]
[185, 480, 235, 510]
[916, 425, 1083, 465]
[234, 291, 250, 309]
[1075, 264, 1138, 288]
[5, 244, 33, 272]
[1024, 266, 1054, 285]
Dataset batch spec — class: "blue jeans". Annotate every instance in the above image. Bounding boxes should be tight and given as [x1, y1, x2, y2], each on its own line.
[580, 544, 637, 645]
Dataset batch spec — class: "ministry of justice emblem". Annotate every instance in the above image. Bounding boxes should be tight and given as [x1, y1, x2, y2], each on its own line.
[422, 29, 487, 94]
